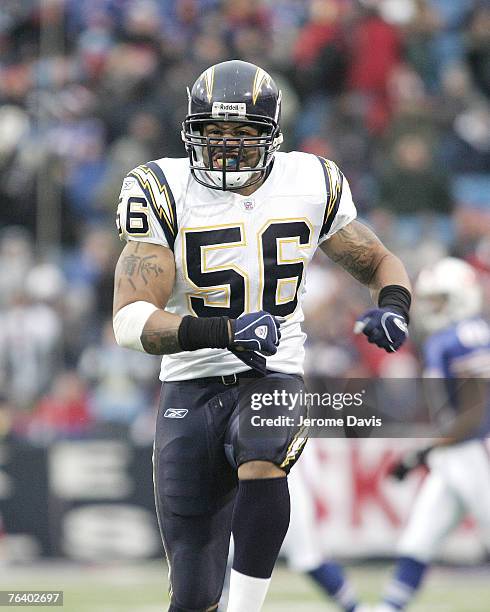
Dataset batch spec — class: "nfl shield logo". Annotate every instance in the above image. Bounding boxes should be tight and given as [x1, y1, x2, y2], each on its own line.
[243, 199, 255, 211]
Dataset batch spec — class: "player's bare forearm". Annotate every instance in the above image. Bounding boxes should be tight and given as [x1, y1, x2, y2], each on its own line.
[140, 310, 182, 354]
[113, 240, 182, 354]
[320, 220, 411, 302]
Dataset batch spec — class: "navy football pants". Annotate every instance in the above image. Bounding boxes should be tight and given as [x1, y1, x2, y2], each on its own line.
[153, 372, 307, 610]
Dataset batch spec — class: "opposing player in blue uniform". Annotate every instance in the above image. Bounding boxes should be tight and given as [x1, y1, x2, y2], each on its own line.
[374, 257, 490, 612]
[112, 60, 411, 611]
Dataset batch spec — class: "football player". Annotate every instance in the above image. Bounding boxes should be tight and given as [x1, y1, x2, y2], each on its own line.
[374, 258, 490, 611]
[112, 60, 411, 612]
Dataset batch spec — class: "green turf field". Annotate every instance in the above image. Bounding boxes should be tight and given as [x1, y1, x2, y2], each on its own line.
[1, 561, 489, 611]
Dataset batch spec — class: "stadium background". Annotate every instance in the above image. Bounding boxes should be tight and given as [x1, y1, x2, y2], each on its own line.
[0, 0, 489, 610]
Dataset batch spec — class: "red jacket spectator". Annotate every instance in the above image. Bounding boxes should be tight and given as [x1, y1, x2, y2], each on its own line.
[28, 372, 92, 441]
[348, 12, 402, 132]
[348, 13, 401, 93]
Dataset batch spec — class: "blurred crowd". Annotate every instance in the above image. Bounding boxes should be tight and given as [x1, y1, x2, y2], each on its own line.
[0, 0, 489, 444]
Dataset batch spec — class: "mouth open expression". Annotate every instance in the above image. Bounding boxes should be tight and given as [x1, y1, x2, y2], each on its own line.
[204, 122, 262, 171]
[212, 153, 240, 170]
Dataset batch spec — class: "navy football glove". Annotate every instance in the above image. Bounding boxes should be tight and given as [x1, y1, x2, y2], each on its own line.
[354, 308, 408, 352]
[230, 311, 281, 356]
[229, 348, 268, 375]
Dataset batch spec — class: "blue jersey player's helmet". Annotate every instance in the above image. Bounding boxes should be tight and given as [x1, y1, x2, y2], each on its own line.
[415, 258, 483, 332]
[182, 60, 283, 191]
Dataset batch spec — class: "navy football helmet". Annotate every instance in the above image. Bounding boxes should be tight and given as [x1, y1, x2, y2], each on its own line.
[182, 60, 283, 191]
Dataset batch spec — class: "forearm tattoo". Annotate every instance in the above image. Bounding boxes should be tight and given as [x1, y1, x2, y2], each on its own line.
[141, 328, 181, 355]
[326, 221, 384, 286]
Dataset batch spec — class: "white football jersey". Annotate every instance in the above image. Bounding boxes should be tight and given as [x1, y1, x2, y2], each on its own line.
[116, 152, 357, 381]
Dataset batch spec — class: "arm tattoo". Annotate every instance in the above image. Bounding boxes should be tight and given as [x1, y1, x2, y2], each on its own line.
[120, 253, 164, 287]
[141, 328, 181, 355]
[326, 221, 384, 285]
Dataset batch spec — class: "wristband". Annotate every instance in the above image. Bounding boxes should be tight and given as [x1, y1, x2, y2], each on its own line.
[178, 315, 230, 351]
[378, 285, 411, 324]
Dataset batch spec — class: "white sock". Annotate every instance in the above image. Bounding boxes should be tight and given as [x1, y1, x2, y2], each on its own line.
[226, 569, 271, 612]
[374, 605, 398, 612]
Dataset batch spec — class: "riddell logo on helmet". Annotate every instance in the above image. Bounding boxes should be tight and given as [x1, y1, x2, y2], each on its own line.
[212, 101, 247, 117]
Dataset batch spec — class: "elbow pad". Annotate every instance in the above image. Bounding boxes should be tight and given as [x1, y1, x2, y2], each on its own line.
[113, 301, 159, 352]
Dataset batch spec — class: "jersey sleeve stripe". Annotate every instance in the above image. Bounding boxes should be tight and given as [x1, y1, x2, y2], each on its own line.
[129, 163, 178, 249]
[145, 161, 178, 231]
[317, 156, 344, 240]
